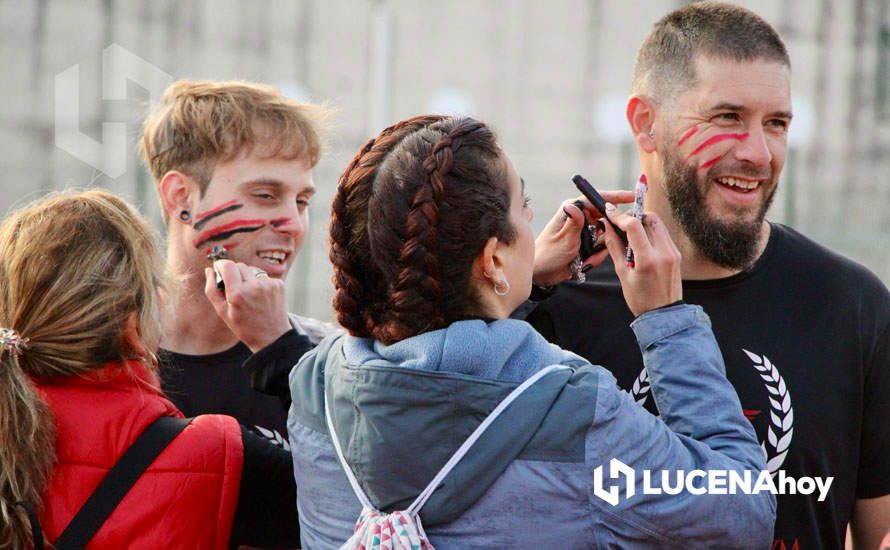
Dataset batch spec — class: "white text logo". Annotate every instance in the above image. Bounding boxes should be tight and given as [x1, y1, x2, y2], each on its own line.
[592, 459, 833, 506]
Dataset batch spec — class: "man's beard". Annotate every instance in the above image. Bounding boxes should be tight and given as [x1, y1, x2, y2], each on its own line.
[662, 150, 776, 270]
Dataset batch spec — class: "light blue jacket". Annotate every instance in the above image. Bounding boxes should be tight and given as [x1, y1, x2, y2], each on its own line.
[288, 304, 775, 549]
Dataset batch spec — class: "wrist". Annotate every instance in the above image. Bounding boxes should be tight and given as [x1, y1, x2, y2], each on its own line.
[529, 283, 557, 301]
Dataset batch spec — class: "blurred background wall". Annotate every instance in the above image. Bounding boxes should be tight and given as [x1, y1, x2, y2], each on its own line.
[1, 0, 888, 321]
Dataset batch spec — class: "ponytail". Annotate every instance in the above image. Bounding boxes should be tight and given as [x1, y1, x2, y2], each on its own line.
[0, 348, 54, 549]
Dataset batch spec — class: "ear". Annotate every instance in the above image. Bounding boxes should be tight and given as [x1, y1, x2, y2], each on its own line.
[473, 236, 502, 286]
[627, 95, 658, 154]
[159, 170, 198, 224]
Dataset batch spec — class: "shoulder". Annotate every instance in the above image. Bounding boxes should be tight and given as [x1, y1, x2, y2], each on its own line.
[772, 224, 883, 281]
[288, 313, 342, 344]
[167, 414, 244, 464]
[288, 332, 348, 432]
[770, 223, 890, 304]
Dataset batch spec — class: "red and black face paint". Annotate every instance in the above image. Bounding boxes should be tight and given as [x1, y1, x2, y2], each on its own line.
[193, 219, 267, 250]
[193, 200, 244, 231]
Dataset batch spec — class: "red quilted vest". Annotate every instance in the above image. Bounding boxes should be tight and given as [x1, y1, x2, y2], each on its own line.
[33, 360, 244, 549]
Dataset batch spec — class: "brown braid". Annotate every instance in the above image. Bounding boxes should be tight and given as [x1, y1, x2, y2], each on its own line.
[329, 115, 445, 337]
[359, 117, 513, 344]
[379, 120, 490, 343]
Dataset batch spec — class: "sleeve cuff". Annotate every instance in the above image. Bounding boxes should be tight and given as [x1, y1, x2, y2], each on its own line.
[630, 303, 710, 350]
[243, 328, 303, 372]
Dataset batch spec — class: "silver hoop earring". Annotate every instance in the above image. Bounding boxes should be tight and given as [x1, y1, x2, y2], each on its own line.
[493, 279, 510, 296]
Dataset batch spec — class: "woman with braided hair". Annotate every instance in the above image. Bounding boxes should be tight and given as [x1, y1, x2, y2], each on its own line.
[280, 115, 775, 548]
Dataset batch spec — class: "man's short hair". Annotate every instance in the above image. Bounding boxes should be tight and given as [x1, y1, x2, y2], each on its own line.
[632, 2, 790, 106]
[141, 80, 328, 220]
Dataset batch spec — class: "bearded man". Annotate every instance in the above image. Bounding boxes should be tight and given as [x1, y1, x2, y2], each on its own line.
[524, 3, 890, 548]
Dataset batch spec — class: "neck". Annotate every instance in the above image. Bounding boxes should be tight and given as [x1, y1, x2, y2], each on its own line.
[161, 241, 240, 355]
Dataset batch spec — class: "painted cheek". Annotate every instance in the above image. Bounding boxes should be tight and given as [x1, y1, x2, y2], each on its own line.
[193, 200, 244, 230]
[193, 219, 267, 249]
[685, 132, 750, 171]
[676, 125, 698, 147]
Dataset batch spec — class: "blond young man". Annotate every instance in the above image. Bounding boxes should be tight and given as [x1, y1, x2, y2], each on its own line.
[142, 80, 331, 450]
[525, 3, 890, 548]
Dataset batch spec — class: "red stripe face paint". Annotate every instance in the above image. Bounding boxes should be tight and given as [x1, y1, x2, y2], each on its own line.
[676, 126, 698, 147]
[699, 155, 723, 170]
[686, 132, 749, 160]
[193, 219, 266, 249]
[193, 200, 244, 230]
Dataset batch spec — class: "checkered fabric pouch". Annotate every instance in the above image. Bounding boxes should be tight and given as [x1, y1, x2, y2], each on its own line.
[325, 364, 569, 550]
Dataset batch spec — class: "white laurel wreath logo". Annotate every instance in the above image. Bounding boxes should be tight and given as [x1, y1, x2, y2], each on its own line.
[255, 425, 291, 451]
[743, 349, 793, 474]
[629, 349, 793, 475]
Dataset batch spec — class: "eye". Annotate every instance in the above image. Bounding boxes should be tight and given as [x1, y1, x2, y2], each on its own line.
[522, 195, 531, 208]
[254, 192, 276, 201]
[766, 118, 790, 132]
[297, 198, 311, 211]
[713, 112, 741, 125]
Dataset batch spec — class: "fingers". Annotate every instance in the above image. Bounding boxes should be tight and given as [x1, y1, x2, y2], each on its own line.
[604, 203, 652, 262]
[573, 190, 635, 217]
[597, 190, 636, 207]
[580, 245, 609, 269]
[204, 267, 226, 308]
[560, 201, 585, 229]
[540, 200, 584, 239]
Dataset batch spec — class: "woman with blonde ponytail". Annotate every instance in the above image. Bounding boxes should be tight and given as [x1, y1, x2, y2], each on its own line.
[0, 189, 298, 549]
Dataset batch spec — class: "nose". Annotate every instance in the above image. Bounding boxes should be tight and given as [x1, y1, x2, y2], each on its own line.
[732, 127, 772, 167]
[270, 208, 306, 238]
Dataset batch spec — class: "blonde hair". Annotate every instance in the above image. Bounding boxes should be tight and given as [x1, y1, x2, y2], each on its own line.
[141, 80, 330, 222]
[0, 189, 169, 548]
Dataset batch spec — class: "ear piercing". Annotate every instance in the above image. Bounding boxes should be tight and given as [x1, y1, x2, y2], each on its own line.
[179, 210, 192, 222]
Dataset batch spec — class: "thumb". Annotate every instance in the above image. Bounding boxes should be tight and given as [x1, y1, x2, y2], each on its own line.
[557, 202, 586, 236]
[601, 205, 629, 272]
[203, 267, 228, 315]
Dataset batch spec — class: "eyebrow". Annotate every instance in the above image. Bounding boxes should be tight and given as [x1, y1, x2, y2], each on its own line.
[708, 102, 793, 119]
[520, 177, 526, 195]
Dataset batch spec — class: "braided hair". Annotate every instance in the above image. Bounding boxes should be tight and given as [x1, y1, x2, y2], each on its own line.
[330, 116, 515, 345]
[329, 115, 445, 338]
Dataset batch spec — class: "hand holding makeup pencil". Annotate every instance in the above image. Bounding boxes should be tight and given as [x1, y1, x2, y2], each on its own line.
[602, 205, 682, 316]
[203, 259, 292, 352]
[533, 190, 634, 287]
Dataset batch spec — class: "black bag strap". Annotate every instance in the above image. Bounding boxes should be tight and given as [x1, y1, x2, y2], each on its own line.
[53, 415, 193, 550]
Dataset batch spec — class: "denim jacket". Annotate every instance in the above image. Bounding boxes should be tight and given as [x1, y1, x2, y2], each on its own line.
[288, 304, 776, 549]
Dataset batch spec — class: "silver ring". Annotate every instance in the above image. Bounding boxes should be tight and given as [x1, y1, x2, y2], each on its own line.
[570, 256, 585, 282]
[253, 268, 269, 278]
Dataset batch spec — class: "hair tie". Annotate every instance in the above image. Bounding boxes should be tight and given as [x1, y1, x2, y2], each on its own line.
[0, 327, 30, 356]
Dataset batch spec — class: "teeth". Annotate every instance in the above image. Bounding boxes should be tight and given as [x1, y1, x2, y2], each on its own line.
[717, 177, 759, 190]
[258, 251, 286, 264]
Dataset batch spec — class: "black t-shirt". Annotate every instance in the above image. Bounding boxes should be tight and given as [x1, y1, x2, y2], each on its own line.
[160, 342, 291, 449]
[523, 223, 890, 549]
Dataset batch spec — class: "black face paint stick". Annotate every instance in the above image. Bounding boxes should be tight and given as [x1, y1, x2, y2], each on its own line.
[207, 245, 228, 292]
